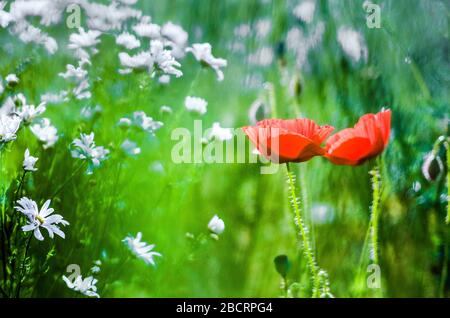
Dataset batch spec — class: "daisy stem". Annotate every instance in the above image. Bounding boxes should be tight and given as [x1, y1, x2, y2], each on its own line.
[15, 233, 32, 298]
[51, 161, 85, 199]
[0, 150, 8, 289]
[369, 160, 382, 265]
[286, 163, 319, 297]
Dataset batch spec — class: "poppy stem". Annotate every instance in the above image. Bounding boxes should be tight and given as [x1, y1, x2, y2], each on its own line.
[369, 161, 381, 265]
[445, 139, 449, 225]
[285, 163, 320, 297]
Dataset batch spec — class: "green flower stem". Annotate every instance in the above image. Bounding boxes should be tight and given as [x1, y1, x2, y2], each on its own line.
[286, 163, 319, 297]
[51, 161, 86, 199]
[445, 140, 449, 225]
[369, 162, 381, 265]
[15, 233, 32, 298]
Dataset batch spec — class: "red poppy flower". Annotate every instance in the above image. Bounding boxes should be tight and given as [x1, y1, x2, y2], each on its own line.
[325, 109, 391, 166]
[242, 118, 334, 163]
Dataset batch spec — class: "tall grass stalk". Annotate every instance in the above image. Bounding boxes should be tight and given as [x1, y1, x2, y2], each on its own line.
[285, 163, 319, 297]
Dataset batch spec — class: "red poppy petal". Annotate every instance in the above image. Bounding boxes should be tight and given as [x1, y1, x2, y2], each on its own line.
[326, 128, 372, 165]
[376, 109, 391, 147]
[268, 133, 325, 163]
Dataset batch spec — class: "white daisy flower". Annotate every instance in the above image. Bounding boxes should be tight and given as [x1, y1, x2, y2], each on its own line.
[62, 275, 100, 298]
[123, 232, 162, 266]
[208, 215, 225, 235]
[118, 117, 132, 128]
[17, 102, 46, 124]
[5, 73, 19, 86]
[133, 19, 161, 38]
[161, 21, 188, 59]
[23, 148, 38, 172]
[73, 79, 91, 100]
[116, 32, 141, 50]
[132, 111, 163, 134]
[90, 260, 102, 273]
[0, 113, 21, 143]
[186, 43, 227, 81]
[90, 266, 101, 274]
[71, 132, 109, 174]
[159, 105, 172, 114]
[11, 21, 58, 55]
[40, 91, 69, 105]
[337, 27, 368, 63]
[0, 2, 13, 28]
[121, 139, 141, 156]
[59, 64, 88, 81]
[118, 51, 153, 73]
[80, 105, 102, 120]
[158, 74, 170, 84]
[150, 40, 183, 78]
[293, 1, 316, 24]
[68, 28, 101, 51]
[30, 118, 58, 149]
[208, 122, 233, 141]
[184, 96, 207, 115]
[15, 197, 69, 241]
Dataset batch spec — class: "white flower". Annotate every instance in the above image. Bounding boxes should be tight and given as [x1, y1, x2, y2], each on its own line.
[68, 28, 101, 51]
[10, 21, 58, 54]
[184, 96, 207, 115]
[0, 113, 21, 143]
[133, 20, 161, 38]
[248, 46, 274, 67]
[118, 51, 153, 73]
[186, 43, 227, 81]
[80, 105, 102, 120]
[208, 215, 225, 235]
[209, 122, 233, 141]
[132, 111, 163, 134]
[59, 64, 88, 81]
[161, 22, 188, 58]
[293, 1, 316, 24]
[5, 74, 19, 86]
[40, 91, 69, 105]
[121, 139, 141, 156]
[73, 79, 91, 100]
[23, 148, 38, 171]
[118, 117, 132, 128]
[90, 266, 101, 274]
[150, 40, 183, 78]
[90, 260, 102, 273]
[62, 275, 100, 298]
[160, 105, 172, 114]
[158, 74, 170, 84]
[71, 132, 109, 174]
[0, 1, 13, 28]
[15, 197, 69, 241]
[17, 102, 46, 124]
[255, 18, 272, 39]
[116, 32, 141, 50]
[337, 27, 368, 63]
[123, 232, 162, 266]
[30, 118, 58, 149]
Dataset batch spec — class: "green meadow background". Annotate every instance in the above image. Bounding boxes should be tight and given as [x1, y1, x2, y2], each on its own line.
[0, 0, 449, 297]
